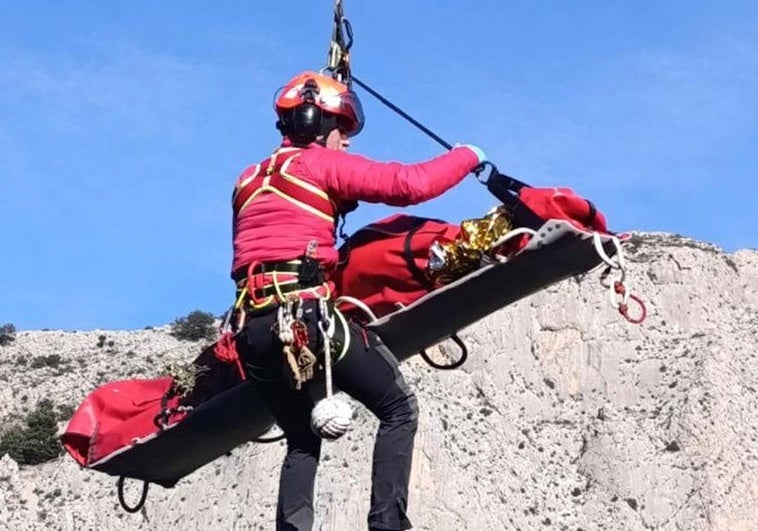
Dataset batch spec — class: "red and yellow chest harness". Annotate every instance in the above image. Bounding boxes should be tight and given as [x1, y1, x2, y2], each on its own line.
[233, 147, 337, 224]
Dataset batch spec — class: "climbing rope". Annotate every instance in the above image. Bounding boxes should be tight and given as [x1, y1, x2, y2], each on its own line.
[323, 0, 536, 207]
[335, 295, 378, 322]
[310, 298, 353, 439]
[491, 227, 539, 262]
[320, 300, 335, 401]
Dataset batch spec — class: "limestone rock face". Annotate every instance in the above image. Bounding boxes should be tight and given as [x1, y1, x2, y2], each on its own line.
[0, 233, 756, 531]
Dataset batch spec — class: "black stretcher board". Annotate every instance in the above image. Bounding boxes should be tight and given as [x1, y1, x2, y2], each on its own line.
[367, 220, 616, 361]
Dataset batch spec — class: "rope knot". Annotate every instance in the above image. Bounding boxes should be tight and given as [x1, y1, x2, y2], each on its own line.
[311, 397, 352, 439]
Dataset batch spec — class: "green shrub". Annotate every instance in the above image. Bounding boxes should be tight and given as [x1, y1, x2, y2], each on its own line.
[0, 323, 16, 346]
[170, 310, 217, 342]
[0, 399, 60, 465]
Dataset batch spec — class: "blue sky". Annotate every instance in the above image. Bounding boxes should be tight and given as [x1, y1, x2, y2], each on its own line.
[2, 1, 757, 331]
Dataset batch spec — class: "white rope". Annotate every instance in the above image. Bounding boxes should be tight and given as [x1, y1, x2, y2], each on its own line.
[594, 233, 632, 309]
[276, 302, 294, 344]
[492, 227, 538, 262]
[310, 298, 352, 439]
[335, 295, 378, 323]
[319, 303, 334, 399]
[492, 226, 538, 249]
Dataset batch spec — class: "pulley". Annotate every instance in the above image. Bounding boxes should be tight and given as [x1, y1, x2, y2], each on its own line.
[326, 0, 353, 85]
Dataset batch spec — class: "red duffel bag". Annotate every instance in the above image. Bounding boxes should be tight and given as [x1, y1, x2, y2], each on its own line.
[332, 214, 460, 319]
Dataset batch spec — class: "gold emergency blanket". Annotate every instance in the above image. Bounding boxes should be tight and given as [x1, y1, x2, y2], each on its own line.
[427, 206, 512, 285]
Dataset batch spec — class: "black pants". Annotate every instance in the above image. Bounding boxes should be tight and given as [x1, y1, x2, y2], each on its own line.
[236, 300, 418, 531]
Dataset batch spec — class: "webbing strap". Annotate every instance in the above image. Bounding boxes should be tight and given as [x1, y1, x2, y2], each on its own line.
[246, 280, 321, 300]
[403, 219, 437, 292]
[486, 173, 544, 231]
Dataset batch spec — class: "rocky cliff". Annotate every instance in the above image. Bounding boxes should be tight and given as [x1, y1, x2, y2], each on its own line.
[1, 233, 756, 531]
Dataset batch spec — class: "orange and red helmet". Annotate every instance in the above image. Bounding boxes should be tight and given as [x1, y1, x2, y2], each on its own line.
[275, 71, 364, 143]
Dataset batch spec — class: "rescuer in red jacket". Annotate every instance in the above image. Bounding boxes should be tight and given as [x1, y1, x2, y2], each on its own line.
[232, 71, 486, 531]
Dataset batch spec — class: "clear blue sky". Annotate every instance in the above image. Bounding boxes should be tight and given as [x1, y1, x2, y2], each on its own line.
[2, 1, 757, 331]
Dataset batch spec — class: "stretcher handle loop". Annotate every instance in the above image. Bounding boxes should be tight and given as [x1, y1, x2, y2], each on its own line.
[117, 476, 149, 514]
[252, 428, 286, 444]
[420, 333, 468, 370]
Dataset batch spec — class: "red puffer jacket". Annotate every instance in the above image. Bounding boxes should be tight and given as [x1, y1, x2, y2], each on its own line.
[231, 143, 480, 278]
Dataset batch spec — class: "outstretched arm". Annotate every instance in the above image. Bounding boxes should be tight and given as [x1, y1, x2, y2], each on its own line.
[307, 146, 483, 207]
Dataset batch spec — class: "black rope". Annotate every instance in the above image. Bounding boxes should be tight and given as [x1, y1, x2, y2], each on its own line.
[352, 76, 453, 150]
[117, 476, 149, 513]
[325, 3, 534, 193]
[350, 75, 537, 199]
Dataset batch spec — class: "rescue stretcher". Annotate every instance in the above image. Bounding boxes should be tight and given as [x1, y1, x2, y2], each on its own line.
[62, 230, 620, 485]
[62, 172, 640, 510]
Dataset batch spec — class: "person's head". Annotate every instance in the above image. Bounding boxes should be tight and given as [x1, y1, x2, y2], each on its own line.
[275, 71, 364, 149]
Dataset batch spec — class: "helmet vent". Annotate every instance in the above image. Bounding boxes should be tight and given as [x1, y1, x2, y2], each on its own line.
[299, 79, 320, 104]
